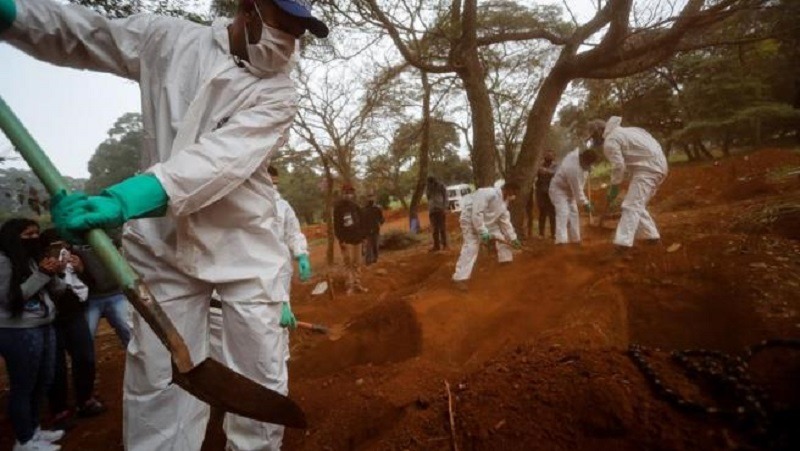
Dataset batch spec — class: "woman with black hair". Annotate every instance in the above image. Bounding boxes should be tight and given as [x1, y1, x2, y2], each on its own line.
[0, 218, 68, 451]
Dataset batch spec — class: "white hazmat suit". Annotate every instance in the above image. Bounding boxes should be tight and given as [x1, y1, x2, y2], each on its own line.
[4, 1, 297, 450]
[548, 150, 590, 244]
[452, 187, 517, 281]
[602, 117, 669, 247]
[210, 191, 308, 360]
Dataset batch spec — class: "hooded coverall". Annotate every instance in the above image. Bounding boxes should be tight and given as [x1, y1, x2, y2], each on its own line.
[3, 1, 297, 449]
[210, 191, 308, 357]
[452, 187, 517, 281]
[209, 192, 307, 448]
[602, 117, 669, 247]
[549, 150, 590, 244]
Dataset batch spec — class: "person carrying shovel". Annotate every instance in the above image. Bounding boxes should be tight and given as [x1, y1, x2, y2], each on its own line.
[588, 117, 669, 252]
[1, 1, 328, 450]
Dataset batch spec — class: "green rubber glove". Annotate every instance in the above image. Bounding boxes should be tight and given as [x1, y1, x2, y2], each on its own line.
[511, 239, 522, 249]
[280, 302, 296, 329]
[606, 185, 620, 204]
[0, 0, 16, 33]
[480, 231, 491, 243]
[296, 254, 311, 281]
[583, 202, 594, 214]
[50, 190, 90, 243]
[62, 174, 168, 231]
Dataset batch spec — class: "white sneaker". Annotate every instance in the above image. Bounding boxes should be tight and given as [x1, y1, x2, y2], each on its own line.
[34, 427, 65, 443]
[13, 439, 61, 451]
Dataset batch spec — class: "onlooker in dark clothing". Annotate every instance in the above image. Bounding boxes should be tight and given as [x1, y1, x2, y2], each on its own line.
[426, 176, 449, 251]
[39, 230, 106, 431]
[334, 184, 367, 294]
[535, 151, 558, 238]
[73, 245, 131, 348]
[0, 219, 66, 450]
[362, 196, 385, 265]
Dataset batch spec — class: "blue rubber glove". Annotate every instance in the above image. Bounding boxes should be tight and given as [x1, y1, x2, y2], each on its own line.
[511, 239, 522, 249]
[583, 202, 594, 214]
[296, 254, 311, 281]
[50, 190, 90, 243]
[0, 0, 16, 33]
[61, 174, 168, 231]
[280, 302, 296, 329]
[606, 185, 620, 204]
[480, 231, 491, 243]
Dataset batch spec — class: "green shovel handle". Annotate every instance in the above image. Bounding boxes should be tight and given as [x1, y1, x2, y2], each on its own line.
[0, 96, 193, 372]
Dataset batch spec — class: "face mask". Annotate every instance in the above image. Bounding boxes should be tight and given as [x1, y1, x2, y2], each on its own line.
[244, 3, 296, 75]
[505, 195, 517, 203]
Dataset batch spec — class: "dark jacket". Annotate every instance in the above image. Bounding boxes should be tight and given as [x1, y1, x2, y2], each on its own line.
[334, 198, 366, 244]
[72, 246, 122, 298]
[535, 162, 557, 199]
[361, 202, 385, 235]
[426, 179, 448, 212]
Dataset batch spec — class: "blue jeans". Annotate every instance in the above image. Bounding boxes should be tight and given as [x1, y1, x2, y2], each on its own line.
[85, 293, 131, 347]
[0, 325, 56, 444]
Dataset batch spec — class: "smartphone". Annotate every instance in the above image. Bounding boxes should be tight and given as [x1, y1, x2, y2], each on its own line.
[58, 248, 71, 263]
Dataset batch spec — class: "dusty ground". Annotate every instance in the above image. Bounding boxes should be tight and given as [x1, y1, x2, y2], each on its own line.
[1, 148, 799, 450]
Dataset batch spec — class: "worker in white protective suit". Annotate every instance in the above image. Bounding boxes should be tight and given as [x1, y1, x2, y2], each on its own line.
[209, 165, 311, 362]
[588, 117, 669, 250]
[548, 149, 599, 244]
[2, 0, 328, 450]
[452, 183, 521, 291]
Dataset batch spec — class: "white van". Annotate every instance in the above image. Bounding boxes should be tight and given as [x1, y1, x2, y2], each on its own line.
[446, 184, 472, 212]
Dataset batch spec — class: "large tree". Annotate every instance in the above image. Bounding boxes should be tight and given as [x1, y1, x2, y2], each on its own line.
[85, 113, 142, 194]
[342, 0, 773, 231]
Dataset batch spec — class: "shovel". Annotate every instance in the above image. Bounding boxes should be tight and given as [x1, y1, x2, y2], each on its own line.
[0, 97, 306, 428]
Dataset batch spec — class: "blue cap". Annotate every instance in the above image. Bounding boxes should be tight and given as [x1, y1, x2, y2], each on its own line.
[273, 0, 329, 38]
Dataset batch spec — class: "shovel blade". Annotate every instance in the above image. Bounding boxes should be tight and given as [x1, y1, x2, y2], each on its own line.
[172, 358, 306, 428]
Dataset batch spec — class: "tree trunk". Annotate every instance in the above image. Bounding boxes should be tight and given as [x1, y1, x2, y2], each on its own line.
[682, 143, 698, 161]
[721, 131, 731, 156]
[321, 156, 335, 266]
[458, 61, 497, 188]
[506, 68, 572, 235]
[398, 195, 408, 211]
[696, 140, 713, 160]
[754, 118, 762, 147]
[409, 71, 432, 233]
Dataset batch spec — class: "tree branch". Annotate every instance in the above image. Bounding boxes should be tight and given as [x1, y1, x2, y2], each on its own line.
[477, 30, 567, 46]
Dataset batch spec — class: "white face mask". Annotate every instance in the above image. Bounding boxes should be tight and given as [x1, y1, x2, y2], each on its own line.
[244, 3, 296, 76]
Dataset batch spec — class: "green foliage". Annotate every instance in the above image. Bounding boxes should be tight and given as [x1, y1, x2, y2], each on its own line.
[276, 161, 326, 225]
[0, 168, 85, 216]
[85, 113, 142, 194]
[563, 2, 800, 157]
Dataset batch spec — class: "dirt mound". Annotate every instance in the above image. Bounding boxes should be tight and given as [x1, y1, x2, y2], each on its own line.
[291, 300, 422, 378]
[377, 346, 742, 451]
[732, 203, 800, 241]
[654, 148, 800, 212]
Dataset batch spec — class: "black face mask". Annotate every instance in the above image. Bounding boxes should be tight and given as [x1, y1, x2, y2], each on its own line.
[20, 238, 43, 260]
